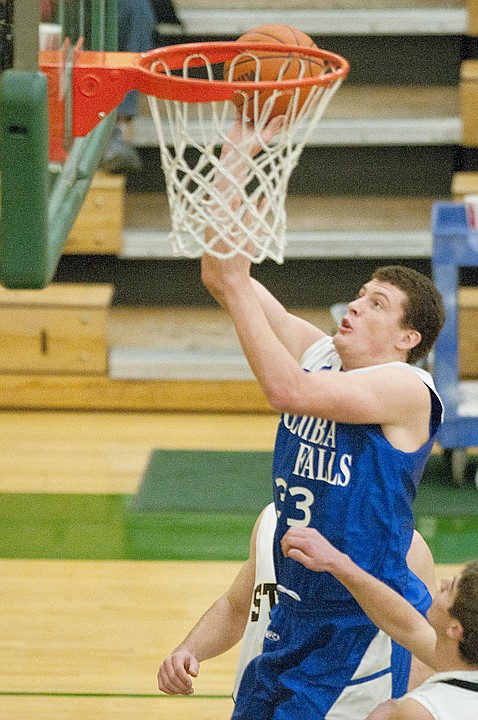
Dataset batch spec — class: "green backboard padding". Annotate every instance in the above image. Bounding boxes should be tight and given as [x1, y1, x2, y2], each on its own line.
[0, 71, 49, 288]
[0, 0, 119, 288]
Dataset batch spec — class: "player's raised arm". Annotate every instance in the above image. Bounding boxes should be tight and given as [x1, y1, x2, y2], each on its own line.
[281, 527, 437, 669]
[250, 279, 326, 361]
[202, 116, 325, 371]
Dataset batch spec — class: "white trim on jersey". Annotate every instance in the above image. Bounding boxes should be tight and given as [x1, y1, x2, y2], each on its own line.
[300, 335, 444, 421]
[232, 503, 277, 701]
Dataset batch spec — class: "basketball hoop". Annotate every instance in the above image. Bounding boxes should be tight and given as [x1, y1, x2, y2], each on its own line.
[39, 40, 349, 263]
[143, 41, 349, 263]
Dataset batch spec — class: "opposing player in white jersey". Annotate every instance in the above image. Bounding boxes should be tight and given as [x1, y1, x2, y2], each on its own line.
[232, 502, 278, 700]
[282, 526, 478, 720]
[157, 503, 437, 701]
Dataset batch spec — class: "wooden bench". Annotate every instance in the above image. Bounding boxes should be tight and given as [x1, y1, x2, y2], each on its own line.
[123, 192, 440, 259]
[169, 1, 469, 37]
[133, 86, 461, 149]
[459, 287, 478, 379]
[0, 298, 474, 411]
[460, 60, 478, 145]
[452, 170, 478, 197]
[0, 283, 113, 374]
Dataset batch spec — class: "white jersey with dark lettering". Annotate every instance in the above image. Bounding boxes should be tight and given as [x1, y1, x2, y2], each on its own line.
[233, 502, 277, 701]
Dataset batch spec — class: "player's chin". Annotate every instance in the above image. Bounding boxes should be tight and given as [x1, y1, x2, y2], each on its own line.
[331, 332, 342, 350]
[333, 327, 352, 346]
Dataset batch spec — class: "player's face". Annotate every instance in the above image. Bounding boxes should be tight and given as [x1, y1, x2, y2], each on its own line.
[426, 575, 459, 633]
[332, 279, 410, 369]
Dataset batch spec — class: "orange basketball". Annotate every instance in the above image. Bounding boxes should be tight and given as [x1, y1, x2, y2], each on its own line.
[223, 24, 324, 120]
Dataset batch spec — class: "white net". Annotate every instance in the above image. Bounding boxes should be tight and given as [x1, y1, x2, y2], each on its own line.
[147, 50, 344, 263]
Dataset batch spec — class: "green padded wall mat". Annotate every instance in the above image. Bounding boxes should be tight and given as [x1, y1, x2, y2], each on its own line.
[0, 493, 126, 560]
[124, 450, 274, 560]
[132, 450, 478, 515]
[130, 450, 273, 513]
[0, 452, 475, 563]
[125, 450, 477, 563]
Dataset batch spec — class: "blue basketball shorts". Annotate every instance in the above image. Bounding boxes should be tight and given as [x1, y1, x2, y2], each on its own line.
[232, 602, 394, 720]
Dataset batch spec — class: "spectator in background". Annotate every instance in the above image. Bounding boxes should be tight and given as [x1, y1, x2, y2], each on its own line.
[100, 0, 156, 174]
[101, 0, 183, 174]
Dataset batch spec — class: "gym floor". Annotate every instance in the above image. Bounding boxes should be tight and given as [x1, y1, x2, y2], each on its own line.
[0, 410, 468, 720]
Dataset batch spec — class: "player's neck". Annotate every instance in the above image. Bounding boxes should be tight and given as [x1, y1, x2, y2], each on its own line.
[339, 349, 406, 372]
[435, 641, 477, 673]
[333, 334, 409, 371]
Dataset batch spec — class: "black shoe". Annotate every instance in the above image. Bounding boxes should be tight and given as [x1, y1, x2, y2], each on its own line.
[100, 126, 142, 174]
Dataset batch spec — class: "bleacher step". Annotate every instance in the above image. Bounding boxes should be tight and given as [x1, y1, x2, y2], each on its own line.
[133, 86, 460, 148]
[170, 2, 466, 36]
[122, 194, 440, 259]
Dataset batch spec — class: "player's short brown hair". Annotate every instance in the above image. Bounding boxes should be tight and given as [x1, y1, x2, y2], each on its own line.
[449, 560, 478, 665]
[371, 266, 445, 364]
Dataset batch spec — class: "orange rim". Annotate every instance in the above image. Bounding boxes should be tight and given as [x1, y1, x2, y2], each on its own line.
[39, 41, 349, 137]
[138, 41, 350, 101]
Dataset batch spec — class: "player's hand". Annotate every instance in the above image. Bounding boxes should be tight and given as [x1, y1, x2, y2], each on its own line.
[40, 0, 57, 21]
[221, 113, 287, 161]
[201, 197, 255, 304]
[281, 527, 342, 572]
[157, 649, 200, 695]
[212, 114, 286, 203]
[202, 113, 286, 296]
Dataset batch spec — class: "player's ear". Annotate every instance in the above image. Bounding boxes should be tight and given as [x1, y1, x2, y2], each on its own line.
[446, 618, 464, 642]
[396, 329, 421, 353]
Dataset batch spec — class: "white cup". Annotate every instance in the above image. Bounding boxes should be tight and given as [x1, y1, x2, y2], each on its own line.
[464, 194, 478, 252]
[38, 23, 62, 51]
[464, 194, 478, 229]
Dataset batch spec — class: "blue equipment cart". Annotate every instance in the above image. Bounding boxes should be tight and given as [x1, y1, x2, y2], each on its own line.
[432, 201, 478, 486]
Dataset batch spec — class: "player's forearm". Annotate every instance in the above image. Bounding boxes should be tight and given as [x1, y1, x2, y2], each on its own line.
[251, 279, 324, 360]
[174, 595, 247, 662]
[228, 282, 307, 410]
[251, 279, 288, 326]
[283, 527, 436, 668]
[201, 251, 316, 412]
[337, 555, 415, 632]
[325, 553, 433, 664]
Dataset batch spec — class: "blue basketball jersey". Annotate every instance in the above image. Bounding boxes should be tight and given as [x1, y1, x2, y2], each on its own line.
[272, 336, 443, 612]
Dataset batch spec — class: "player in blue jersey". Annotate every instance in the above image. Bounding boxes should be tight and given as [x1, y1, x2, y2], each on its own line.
[200, 119, 446, 720]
